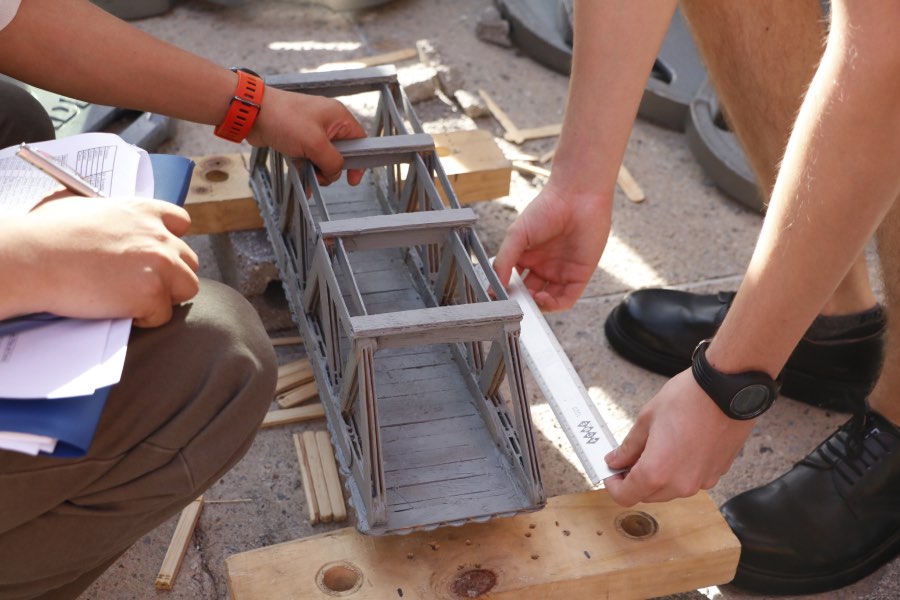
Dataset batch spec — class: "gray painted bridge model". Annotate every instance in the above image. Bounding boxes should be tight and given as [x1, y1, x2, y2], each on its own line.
[250, 66, 545, 535]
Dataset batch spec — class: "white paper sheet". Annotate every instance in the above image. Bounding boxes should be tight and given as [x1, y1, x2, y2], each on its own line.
[0, 317, 131, 398]
[0, 132, 152, 215]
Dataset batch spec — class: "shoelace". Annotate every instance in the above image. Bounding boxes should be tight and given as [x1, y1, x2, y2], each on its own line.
[804, 412, 892, 486]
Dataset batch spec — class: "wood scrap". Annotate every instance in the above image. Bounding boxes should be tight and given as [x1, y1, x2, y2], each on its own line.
[271, 335, 304, 347]
[260, 404, 325, 429]
[315, 47, 418, 71]
[512, 161, 551, 179]
[277, 358, 313, 379]
[617, 164, 646, 203]
[315, 430, 347, 522]
[533, 143, 645, 202]
[155, 496, 204, 590]
[478, 89, 562, 144]
[539, 145, 557, 164]
[276, 380, 319, 409]
[293, 433, 320, 524]
[275, 360, 315, 395]
[478, 89, 520, 141]
[513, 123, 562, 143]
[302, 431, 334, 523]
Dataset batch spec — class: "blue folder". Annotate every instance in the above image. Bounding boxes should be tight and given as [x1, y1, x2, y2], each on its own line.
[0, 154, 194, 457]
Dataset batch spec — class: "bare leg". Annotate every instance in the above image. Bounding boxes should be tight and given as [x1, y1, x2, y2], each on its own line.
[680, 0, 877, 315]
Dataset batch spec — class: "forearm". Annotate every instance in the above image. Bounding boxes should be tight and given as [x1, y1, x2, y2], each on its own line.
[0, 0, 234, 127]
[0, 217, 40, 319]
[551, 0, 676, 201]
[709, 0, 900, 375]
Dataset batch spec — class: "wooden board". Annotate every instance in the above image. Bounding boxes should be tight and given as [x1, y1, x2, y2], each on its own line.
[184, 154, 261, 235]
[226, 490, 739, 600]
[182, 130, 510, 235]
[431, 130, 511, 204]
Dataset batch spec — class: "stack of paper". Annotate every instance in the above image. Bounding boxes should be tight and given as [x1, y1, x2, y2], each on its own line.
[0, 318, 132, 455]
[0, 132, 157, 457]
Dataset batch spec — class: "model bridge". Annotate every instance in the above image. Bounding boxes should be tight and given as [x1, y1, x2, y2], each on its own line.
[249, 66, 545, 535]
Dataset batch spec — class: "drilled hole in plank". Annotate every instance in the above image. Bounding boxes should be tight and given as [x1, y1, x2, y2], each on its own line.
[615, 511, 659, 540]
[316, 561, 363, 595]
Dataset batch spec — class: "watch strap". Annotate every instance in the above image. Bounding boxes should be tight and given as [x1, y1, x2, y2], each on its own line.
[214, 67, 265, 143]
[692, 339, 781, 420]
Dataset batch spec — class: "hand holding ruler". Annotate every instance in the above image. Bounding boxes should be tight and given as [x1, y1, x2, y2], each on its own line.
[506, 269, 622, 485]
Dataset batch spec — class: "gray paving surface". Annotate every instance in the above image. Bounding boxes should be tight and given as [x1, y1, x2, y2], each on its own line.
[78, 1, 896, 598]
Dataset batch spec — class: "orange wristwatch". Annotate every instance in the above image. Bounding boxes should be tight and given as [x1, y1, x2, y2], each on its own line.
[214, 67, 265, 143]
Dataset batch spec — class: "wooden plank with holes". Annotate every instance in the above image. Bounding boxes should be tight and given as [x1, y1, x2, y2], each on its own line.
[226, 490, 739, 600]
[155, 496, 204, 590]
[184, 154, 260, 235]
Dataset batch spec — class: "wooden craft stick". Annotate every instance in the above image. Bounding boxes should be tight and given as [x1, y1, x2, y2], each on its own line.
[277, 358, 313, 379]
[276, 380, 319, 409]
[617, 164, 646, 203]
[275, 364, 315, 395]
[512, 161, 551, 179]
[539, 145, 557, 164]
[303, 431, 334, 523]
[478, 89, 524, 144]
[512, 123, 562, 143]
[293, 433, 320, 524]
[155, 496, 204, 590]
[270, 335, 304, 347]
[315, 430, 348, 522]
[260, 404, 325, 429]
[316, 47, 418, 71]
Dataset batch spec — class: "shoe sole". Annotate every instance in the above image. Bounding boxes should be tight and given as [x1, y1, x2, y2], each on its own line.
[604, 304, 867, 413]
[732, 531, 900, 594]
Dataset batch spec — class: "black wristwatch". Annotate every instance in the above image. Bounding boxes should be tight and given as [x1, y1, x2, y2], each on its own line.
[691, 339, 781, 420]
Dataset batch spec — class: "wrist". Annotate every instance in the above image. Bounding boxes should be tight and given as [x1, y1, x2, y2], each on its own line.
[692, 339, 781, 420]
[214, 67, 265, 143]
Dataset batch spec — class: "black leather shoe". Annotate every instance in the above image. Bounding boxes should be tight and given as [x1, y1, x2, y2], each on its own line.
[604, 289, 884, 412]
[722, 410, 900, 594]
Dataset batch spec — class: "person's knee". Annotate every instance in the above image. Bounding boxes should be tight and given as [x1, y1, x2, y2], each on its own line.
[0, 81, 54, 146]
[87, 279, 276, 468]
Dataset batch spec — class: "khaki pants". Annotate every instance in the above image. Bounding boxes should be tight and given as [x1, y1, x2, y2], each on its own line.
[0, 280, 276, 600]
[0, 82, 277, 599]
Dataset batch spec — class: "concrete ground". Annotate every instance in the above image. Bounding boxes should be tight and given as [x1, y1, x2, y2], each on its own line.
[79, 1, 896, 598]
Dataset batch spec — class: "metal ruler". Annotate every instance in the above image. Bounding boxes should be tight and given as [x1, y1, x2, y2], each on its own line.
[506, 269, 620, 485]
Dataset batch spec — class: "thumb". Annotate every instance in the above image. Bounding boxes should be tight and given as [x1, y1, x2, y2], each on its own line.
[605, 422, 648, 469]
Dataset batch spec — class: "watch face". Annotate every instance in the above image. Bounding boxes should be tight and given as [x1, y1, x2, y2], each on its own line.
[730, 384, 771, 418]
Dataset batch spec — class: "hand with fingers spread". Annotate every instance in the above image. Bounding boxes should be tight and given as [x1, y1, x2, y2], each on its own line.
[603, 370, 756, 506]
[1, 197, 200, 328]
[493, 182, 612, 312]
[247, 88, 367, 187]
